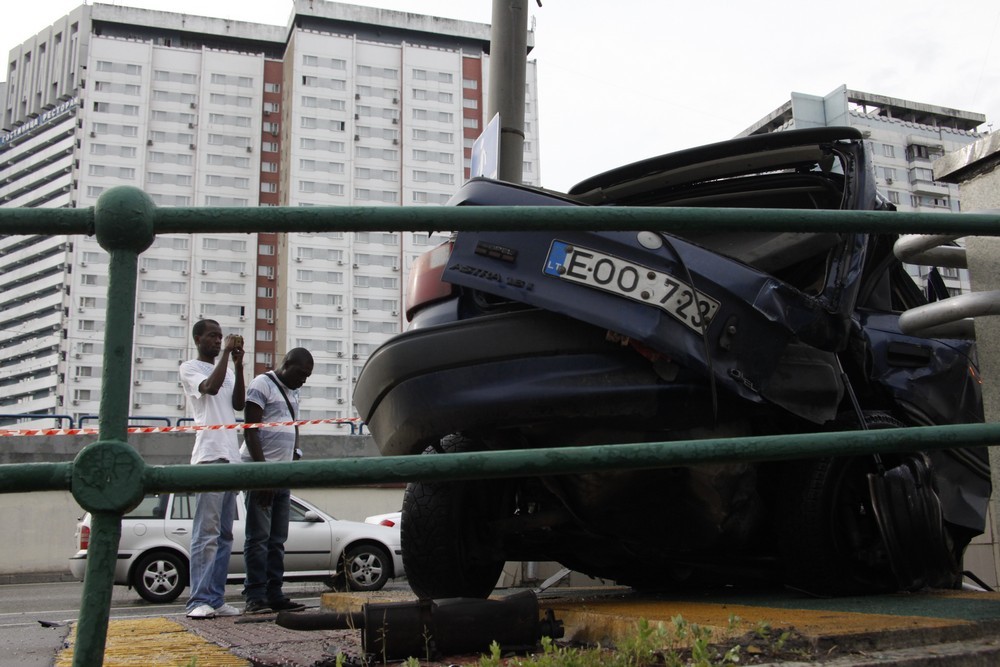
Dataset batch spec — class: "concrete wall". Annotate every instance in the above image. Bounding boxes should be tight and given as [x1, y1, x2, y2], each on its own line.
[935, 139, 1000, 589]
[0, 487, 405, 579]
[0, 433, 404, 578]
[0, 432, 593, 588]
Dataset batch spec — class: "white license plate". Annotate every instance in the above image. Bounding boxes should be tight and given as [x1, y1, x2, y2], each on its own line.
[543, 240, 720, 333]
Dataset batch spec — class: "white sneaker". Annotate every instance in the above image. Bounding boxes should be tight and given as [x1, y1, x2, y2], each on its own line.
[186, 604, 216, 619]
[213, 603, 242, 617]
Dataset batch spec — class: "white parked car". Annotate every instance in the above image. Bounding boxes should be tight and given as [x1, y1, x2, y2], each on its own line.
[70, 492, 404, 603]
[364, 510, 402, 528]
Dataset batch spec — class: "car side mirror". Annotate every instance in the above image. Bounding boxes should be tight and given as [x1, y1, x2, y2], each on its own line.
[303, 511, 323, 523]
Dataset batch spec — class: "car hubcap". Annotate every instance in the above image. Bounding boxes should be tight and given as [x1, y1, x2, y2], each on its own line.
[350, 554, 383, 585]
[145, 561, 179, 593]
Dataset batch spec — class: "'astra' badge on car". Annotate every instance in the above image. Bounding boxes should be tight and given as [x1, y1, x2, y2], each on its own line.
[543, 240, 720, 333]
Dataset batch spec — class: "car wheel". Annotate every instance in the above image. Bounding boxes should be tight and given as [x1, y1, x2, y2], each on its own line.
[776, 454, 896, 596]
[401, 434, 508, 599]
[342, 543, 392, 591]
[132, 550, 187, 604]
[775, 412, 925, 595]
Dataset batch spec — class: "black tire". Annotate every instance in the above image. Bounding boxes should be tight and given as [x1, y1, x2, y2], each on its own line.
[401, 434, 508, 599]
[774, 413, 903, 596]
[342, 543, 392, 591]
[777, 456, 896, 596]
[132, 550, 187, 603]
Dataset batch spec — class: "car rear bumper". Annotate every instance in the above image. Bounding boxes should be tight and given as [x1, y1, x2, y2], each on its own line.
[354, 308, 716, 456]
[69, 551, 134, 584]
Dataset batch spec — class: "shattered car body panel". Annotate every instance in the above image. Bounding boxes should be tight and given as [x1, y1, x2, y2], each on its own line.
[353, 127, 991, 599]
[445, 228, 847, 424]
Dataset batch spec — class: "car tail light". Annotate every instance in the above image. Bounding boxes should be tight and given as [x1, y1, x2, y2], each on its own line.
[78, 525, 90, 551]
[378, 519, 396, 528]
[405, 241, 455, 321]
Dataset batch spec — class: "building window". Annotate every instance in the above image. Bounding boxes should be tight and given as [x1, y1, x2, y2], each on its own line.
[357, 65, 398, 79]
[210, 73, 253, 87]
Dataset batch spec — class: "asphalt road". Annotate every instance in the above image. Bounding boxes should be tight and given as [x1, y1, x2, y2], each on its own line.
[0, 580, 334, 666]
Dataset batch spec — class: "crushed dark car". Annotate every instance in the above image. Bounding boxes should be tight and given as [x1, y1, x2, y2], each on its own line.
[353, 127, 992, 599]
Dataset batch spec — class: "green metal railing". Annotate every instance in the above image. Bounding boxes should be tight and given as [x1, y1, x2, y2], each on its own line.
[3, 185, 1000, 665]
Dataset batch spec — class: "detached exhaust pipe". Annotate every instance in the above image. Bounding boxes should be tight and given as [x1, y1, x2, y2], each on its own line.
[277, 590, 563, 661]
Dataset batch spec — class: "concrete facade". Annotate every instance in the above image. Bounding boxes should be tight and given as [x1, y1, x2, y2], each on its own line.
[934, 136, 1000, 590]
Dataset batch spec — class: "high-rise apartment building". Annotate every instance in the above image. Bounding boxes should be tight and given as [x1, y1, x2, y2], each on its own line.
[0, 1, 540, 428]
[738, 85, 985, 295]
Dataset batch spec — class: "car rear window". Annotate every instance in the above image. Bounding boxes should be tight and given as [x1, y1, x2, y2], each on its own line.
[125, 494, 169, 519]
[171, 493, 197, 520]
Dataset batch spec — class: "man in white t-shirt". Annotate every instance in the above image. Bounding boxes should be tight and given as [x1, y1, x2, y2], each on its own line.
[240, 347, 313, 614]
[178, 319, 246, 619]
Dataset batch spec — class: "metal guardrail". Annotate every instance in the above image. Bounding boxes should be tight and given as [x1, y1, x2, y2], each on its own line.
[895, 226, 1000, 338]
[3, 186, 1000, 665]
[0, 413, 76, 429]
[77, 415, 173, 429]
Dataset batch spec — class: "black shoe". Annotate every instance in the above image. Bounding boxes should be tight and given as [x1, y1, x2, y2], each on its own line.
[268, 598, 306, 612]
[244, 599, 272, 615]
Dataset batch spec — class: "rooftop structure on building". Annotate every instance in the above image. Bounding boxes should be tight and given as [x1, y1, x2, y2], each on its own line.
[738, 85, 987, 297]
[0, 1, 540, 429]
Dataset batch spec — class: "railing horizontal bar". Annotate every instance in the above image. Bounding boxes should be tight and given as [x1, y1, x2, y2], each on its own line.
[0, 208, 93, 235]
[151, 206, 1000, 236]
[0, 462, 73, 493]
[2, 203, 999, 237]
[140, 422, 1000, 493]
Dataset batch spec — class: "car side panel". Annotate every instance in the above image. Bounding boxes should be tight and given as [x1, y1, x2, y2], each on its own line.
[284, 500, 335, 574]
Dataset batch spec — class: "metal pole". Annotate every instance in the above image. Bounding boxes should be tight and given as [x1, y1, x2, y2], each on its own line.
[488, 0, 528, 183]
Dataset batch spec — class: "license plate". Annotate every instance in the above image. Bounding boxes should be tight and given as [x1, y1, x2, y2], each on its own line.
[543, 240, 720, 333]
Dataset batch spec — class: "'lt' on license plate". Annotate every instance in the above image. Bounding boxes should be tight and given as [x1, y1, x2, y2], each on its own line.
[543, 240, 720, 333]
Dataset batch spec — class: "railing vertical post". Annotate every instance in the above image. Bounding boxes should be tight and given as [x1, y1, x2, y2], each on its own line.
[73, 512, 122, 666]
[70, 186, 155, 667]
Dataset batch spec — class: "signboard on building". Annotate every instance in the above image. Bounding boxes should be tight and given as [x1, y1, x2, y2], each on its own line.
[0, 98, 79, 148]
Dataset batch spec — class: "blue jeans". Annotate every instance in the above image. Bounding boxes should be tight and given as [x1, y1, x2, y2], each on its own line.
[243, 488, 291, 603]
[187, 489, 237, 611]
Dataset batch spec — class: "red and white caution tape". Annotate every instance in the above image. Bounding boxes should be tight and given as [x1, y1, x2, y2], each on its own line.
[0, 417, 360, 438]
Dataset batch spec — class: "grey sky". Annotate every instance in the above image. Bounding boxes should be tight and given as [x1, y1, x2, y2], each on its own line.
[5, 1, 999, 191]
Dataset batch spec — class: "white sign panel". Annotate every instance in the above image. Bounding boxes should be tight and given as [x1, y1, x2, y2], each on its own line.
[469, 112, 500, 180]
